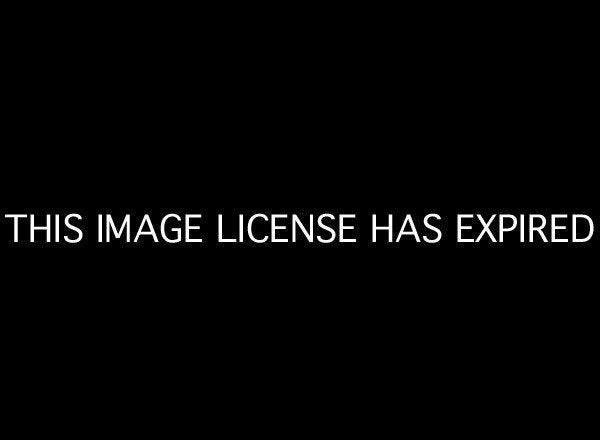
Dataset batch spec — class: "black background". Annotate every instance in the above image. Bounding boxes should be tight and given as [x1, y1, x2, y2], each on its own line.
[1, 6, 597, 434]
